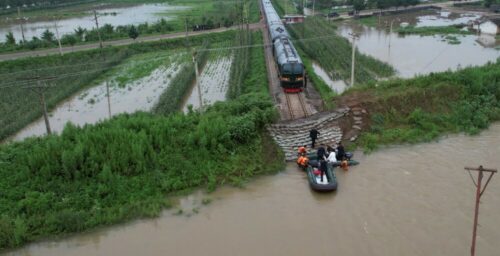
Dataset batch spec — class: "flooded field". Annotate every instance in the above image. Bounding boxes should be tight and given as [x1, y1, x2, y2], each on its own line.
[183, 45, 233, 111]
[5, 123, 500, 256]
[312, 62, 348, 93]
[11, 52, 185, 141]
[0, 4, 189, 43]
[337, 10, 500, 78]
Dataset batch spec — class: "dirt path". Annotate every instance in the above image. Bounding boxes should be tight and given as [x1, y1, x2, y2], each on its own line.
[0, 23, 263, 62]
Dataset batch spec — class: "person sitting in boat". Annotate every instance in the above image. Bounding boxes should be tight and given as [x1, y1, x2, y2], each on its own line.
[326, 151, 337, 164]
[297, 155, 309, 168]
[317, 144, 327, 161]
[340, 157, 349, 171]
[297, 145, 308, 156]
[336, 142, 345, 161]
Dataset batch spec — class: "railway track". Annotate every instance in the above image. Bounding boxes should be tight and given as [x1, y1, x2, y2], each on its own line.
[285, 92, 309, 120]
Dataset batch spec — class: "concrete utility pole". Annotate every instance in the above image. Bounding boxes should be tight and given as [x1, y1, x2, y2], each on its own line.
[17, 7, 26, 43]
[53, 17, 63, 56]
[193, 51, 203, 109]
[349, 33, 358, 86]
[106, 80, 111, 118]
[388, 18, 399, 49]
[312, 0, 315, 16]
[21, 77, 57, 135]
[93, 10, 103, 49]
[464, 166, 497, 256]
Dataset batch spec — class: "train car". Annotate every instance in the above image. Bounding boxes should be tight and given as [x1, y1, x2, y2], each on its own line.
[261, 0, 306, 93]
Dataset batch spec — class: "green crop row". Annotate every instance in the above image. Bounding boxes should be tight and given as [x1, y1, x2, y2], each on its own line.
[227, 30, 252, 99]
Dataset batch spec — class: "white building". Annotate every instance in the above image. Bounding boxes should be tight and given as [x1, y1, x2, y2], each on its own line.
[478, 19, 500, 35]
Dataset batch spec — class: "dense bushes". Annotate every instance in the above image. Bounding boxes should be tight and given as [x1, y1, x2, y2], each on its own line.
[0, 92, 280, 250]
[354, 61, 500, 151]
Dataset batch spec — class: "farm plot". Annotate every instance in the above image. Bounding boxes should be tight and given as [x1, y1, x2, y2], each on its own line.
[11, 51, 186, 141]
[183, 41, 233, 111]
[288, 18, 395, 85]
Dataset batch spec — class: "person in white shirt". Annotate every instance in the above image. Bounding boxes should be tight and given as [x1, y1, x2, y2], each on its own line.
[326, 151, 337, 163]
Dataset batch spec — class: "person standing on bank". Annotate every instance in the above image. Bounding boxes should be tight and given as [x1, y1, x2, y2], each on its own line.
[309, 128, 320, 148]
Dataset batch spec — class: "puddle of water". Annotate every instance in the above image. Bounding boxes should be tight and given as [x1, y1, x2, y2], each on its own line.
[183, 56, 233, 111]
[12, 64, 181, 141]
[338, 22, 500, 78]
[5, 123, 500, 256]
[311, 61, 348, 93]
[0, 4, 190, 43]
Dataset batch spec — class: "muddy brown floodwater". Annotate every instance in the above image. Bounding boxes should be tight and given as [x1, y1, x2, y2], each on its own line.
[4, 124, 500, 256]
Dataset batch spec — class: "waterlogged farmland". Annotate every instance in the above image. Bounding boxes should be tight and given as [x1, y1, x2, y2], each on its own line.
[183, 41, 233, 111]
[342, 10, 500, 78]
[13, 51, 188, 140]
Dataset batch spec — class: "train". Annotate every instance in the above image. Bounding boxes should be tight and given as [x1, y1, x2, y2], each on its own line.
[261, 0, 306, 93]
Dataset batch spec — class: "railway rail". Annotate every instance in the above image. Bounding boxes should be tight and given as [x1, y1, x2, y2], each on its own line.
[285, 92, 308, 120]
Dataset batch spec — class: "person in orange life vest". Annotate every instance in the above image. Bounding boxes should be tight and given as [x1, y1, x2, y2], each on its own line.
[340, 157, 349, 171]
[297, 145, 307, 156]
[297, 155, 309, 168]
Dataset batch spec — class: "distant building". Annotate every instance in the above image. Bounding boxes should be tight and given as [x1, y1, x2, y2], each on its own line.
[478, 19, 500, 35]
[491, 4, 500, 13]
[283, 15, 304, 24]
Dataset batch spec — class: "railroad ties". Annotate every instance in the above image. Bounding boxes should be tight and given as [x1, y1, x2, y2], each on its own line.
[268, 108, 350, 161]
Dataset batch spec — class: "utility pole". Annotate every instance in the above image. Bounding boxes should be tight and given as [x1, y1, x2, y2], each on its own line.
[93, 10, 103, 49]
[53, 17, 63, 56]
[464, 166, 497, 256]
[312, 0, 315, 16]
[17, 7, 26, 43]
[349, 33, 358, 87]
[21, 77, 57, 135]
[185, 17, 190, 48]
[193, 51, 203, 109]
[106, 80, 111, 118]
[388, 18, 399, 49]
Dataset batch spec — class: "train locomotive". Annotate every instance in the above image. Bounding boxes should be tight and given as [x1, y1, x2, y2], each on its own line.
[261, 0, 306, 93]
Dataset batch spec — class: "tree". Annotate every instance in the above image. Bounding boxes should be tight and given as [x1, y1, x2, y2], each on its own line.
[352, 0, 366, 11]
[74, 26, 86, 41]
[5, 31, 15, 45]
[61, 34, 77, 48]
[128, 25, 139, 40]
[41, 29, 55, 42]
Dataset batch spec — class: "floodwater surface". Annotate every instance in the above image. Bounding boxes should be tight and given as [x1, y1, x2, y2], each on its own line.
[0, 4, 189, 42]
[6, 124, 500, 256]
[312, 61, 347, 93]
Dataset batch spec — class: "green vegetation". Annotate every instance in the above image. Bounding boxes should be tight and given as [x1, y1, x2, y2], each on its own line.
[397, 25, 472, 36]
[227, 30, 252, 99]
[287, 17, 394, 99]
[0, 30, 235, 141]
[0, 27, 280, 250]
[357, 16, 380, 27]
[300, 54, 336, 109]
[0, 93, 282, 250]
[351, 61, 500, 152]
[0, 0, 261, 53]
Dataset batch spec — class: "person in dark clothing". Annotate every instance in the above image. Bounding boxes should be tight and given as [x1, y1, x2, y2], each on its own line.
[319, 159, 328, 182]
[316, 144, 327, 161]
[309, 129, 320, 148]
[336, 142, 345, 161]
